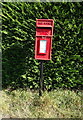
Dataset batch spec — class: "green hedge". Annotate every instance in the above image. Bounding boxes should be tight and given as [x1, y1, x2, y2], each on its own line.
[2, 2, 83, 90]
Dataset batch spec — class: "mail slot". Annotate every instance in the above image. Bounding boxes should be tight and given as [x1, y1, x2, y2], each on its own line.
[35, 19, 54, 60]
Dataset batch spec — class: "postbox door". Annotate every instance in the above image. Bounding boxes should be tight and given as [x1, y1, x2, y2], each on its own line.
[35, 36, 52, 60]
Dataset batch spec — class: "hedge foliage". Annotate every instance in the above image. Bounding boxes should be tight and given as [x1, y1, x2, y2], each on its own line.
[2, 2, 83, 90]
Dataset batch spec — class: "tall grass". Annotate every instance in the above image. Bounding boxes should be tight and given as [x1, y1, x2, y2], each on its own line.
[0, 89, 82, 118]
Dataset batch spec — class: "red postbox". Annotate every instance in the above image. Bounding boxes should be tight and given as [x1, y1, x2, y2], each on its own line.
[35, 19, 54, 60]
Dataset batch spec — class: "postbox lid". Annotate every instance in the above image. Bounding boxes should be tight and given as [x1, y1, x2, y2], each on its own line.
[36, 19, 54, 28]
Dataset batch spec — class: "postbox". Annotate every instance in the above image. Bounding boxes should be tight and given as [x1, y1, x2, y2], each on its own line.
[35, 19, 54, 60]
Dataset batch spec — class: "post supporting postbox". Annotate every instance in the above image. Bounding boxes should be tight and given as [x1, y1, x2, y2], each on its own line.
[39, 60, 44, 96]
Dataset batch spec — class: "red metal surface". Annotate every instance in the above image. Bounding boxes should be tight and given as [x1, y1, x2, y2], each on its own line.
[36, 28, 52, 36]
[35, 19, 54, 60]
[36, 19, 54, 27]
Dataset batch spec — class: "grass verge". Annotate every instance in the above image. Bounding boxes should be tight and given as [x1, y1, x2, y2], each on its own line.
[0, 89, 82, 118]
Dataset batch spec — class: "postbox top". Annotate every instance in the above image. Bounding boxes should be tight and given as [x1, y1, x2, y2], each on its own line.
[36, 19, 54, 28]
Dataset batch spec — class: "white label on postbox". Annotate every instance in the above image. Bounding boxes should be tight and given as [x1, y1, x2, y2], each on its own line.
[40, 40, 47, 53]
